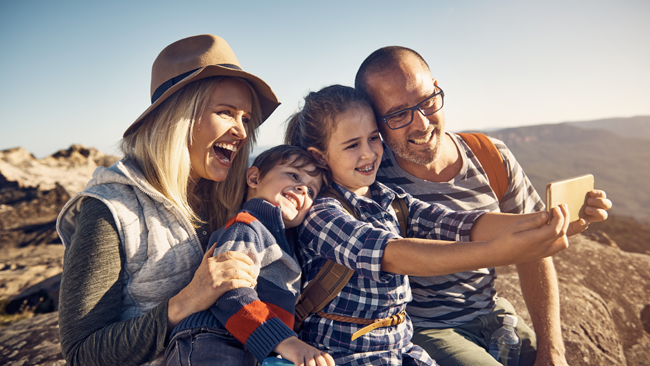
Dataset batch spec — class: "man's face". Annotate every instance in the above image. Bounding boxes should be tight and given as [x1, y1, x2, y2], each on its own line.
[365, 56, 446, 166]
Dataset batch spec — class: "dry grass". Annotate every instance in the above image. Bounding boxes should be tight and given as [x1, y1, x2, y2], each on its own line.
[0, 299, 38, 329]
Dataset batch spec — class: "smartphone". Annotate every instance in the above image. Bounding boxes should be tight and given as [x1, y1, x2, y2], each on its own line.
[545, 174, 594, 223]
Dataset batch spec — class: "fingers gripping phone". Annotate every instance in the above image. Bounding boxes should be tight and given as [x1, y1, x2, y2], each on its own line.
[545, 174, 594, 224]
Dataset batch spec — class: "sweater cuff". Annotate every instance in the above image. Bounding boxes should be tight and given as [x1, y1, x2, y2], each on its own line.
[245, 317, 297, 362]
[155, 301, 171, 349]
[170, 310, 221, 339]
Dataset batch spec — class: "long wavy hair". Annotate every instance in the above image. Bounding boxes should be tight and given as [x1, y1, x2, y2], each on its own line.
[121, 76, 261, 230]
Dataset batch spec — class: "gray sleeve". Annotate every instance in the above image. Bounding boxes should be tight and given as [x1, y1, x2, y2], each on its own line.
[493, 139, 545, 214]
[59, 197, 169, 366]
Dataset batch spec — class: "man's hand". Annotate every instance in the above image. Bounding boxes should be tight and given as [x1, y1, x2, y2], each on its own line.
[274, 336, 335, 366]
[567, 190, 612, 236]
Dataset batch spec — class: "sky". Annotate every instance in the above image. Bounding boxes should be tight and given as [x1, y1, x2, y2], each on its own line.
[1, 0, 649, 158]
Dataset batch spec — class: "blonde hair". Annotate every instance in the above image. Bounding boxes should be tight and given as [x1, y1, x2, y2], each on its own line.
[121, 76, 261, 230]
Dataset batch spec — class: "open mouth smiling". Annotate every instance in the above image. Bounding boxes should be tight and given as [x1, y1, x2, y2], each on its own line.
[213, 142, 238, 163]
[356, 162, 375, 173]
[409, 127, 436, 145]
[283, 193, 300, 210]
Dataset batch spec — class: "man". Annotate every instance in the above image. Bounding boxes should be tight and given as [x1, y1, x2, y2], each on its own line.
[355, 46, 611, 366]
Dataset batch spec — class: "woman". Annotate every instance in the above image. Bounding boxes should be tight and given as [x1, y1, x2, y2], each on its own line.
[56, 34, 280, 366]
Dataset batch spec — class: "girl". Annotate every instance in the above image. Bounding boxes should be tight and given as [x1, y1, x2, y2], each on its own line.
[284, 85, 571, 365]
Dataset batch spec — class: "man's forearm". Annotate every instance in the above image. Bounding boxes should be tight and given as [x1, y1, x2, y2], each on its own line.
[516, 257, 567, 363]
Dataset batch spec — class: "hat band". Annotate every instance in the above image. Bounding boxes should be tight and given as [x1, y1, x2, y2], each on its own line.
[150, 63, 243, 104]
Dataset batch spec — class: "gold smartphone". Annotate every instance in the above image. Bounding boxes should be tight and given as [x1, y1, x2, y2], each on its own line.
[545, 174, 594, 223]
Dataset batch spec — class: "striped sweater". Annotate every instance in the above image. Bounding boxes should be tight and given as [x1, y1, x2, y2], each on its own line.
[172, 198, 301, 362]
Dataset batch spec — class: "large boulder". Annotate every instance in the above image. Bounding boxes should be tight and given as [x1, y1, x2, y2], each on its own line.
[495, 234, 650, 365]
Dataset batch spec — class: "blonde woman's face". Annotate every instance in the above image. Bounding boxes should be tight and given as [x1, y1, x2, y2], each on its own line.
[189, 78, 253, 183]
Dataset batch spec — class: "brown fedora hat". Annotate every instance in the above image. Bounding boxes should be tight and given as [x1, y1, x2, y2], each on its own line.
[124, 34, 280, 137]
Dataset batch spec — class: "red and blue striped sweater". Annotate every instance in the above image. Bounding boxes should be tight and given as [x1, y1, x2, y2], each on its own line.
[171, 198, 301, 362]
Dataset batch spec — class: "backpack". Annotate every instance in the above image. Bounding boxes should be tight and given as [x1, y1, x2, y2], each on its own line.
[457, 132, 509, 203]
[293, 132, 507, 331]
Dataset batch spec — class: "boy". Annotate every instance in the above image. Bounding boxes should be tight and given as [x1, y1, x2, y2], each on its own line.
[165, 145, 334, 366]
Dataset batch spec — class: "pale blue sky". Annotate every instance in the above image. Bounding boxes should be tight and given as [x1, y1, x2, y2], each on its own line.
[1, 0, 648, 158]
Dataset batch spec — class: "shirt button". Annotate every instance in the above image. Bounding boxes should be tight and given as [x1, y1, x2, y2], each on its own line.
[202, 231, 208, 236]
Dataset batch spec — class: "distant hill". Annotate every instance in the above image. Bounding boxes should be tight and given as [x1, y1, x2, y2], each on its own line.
[475, 116, 650, 223]
[565, 115, 650, 140]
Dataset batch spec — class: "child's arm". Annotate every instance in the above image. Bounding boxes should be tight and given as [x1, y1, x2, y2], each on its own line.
[209, 221, 300, 363]
[301, 197, 566, 282]
[381, 204, 570, 276]
[274, 336, 335, 366]
[469, 190, 611, 240]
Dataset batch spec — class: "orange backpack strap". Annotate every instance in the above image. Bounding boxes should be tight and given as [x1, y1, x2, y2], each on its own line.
[457, 133, 509, 202]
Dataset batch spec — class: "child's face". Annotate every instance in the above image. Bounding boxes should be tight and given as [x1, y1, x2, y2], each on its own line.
[316, 105, 383, 197]
[246, 156, 322, 228]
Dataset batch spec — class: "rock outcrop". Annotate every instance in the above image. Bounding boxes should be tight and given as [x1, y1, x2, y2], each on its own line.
[0, 145, 120, 309]
[495, 235, 650, 365]
[0, 145, 118, 365]
[0, 312, 63, 365]
[0, 145, 120, 195]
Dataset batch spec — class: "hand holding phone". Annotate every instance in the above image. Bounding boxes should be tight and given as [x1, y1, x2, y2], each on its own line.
[545, 174, 594, 224]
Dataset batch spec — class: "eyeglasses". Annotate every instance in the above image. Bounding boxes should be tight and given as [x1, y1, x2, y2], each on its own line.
[380, 86, 444, 130]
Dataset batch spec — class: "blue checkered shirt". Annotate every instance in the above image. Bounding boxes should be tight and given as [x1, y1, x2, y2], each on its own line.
[297, 182, 484, 365]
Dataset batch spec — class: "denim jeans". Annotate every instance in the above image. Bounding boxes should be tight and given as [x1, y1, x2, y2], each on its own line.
[411, 298, 537, 366]
[165, 326, 257, 366]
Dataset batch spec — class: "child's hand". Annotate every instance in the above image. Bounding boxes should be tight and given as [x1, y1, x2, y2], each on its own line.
[274, 336, 335, 366]
[489, 204, 570, 264]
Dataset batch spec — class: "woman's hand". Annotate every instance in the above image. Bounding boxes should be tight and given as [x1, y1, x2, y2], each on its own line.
[167, 245, 259, 330]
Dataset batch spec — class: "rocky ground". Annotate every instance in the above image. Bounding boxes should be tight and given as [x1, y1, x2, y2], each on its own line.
[496, 235, 650, 365]
[0, 145, 118, 365]
[0, 145, 648, 365]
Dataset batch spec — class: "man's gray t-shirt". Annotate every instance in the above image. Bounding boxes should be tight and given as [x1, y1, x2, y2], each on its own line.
[376, 132, 544, 328]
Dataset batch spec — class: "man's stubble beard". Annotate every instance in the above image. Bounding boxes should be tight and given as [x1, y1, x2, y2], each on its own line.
[384, 124, 444, 166]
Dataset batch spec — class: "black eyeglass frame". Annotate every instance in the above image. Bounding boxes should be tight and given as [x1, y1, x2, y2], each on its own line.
[379, 86, 445, 130]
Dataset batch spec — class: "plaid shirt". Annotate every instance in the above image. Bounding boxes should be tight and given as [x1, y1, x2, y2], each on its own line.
[297, 181, 483, 365]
